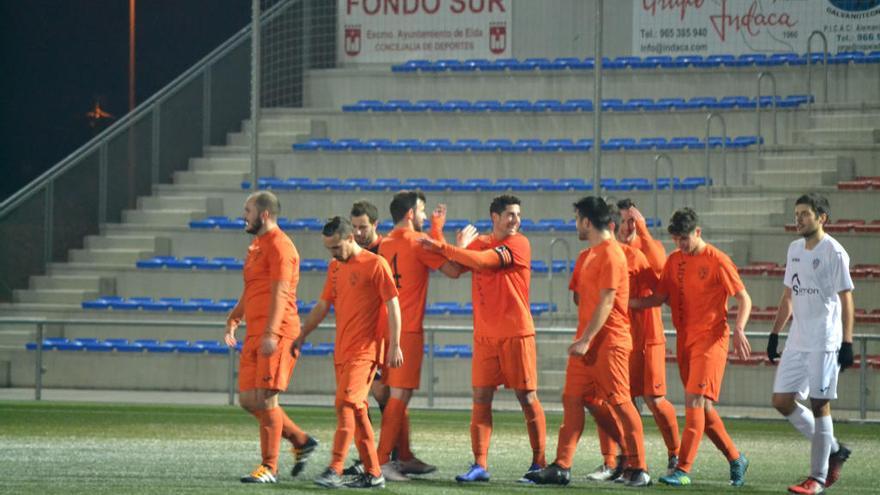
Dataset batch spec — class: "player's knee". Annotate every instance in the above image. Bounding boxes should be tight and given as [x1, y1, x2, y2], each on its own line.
[514, 389, 537, 405]
[810, 399, 831, 417]
[684, 393, 705, 408]
[643, 395, 663, 412]
[771, 394, 795, 415]
[472, 387, 494, 404]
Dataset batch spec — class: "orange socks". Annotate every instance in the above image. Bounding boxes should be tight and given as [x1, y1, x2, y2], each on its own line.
[278, 408, 309, 447]
[555, 395, 585, 469]
[470, 403, 493, 468]
[354, 404, 381, 477]
[678, 406, 706, 473]
[329, 403, 356, 474]
[377, 397, 407, 464]
[705, 407, 740, 462]
[261, 407, 284, 472]
[396, 408, 414, 461]
[522, 398, 547, 467]
[597, 425, 618, 467]
[652, 398, 681, 457]
[614, 401, 647, 471]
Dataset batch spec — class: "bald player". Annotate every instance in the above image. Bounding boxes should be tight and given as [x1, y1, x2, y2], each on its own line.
[296, 217, 402, 489]
[224, 191, 317, 484]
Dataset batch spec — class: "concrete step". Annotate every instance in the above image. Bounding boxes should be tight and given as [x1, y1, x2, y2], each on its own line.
[794, 128, 880, 145]
[203, 145, 248, 158]
[709, 196, 787, 214]
[137, 195, 209, 211]
[13, 289, 99, 305]
[242, 117, 321, 135]
[69, 248, 153, 265]
[188, 157, 276, 173]
[122, 209, 206, 227]
[750, 169, 839, 187]
[84, 234, 166, 251]
[0, 329, 32, 347]
[810, 113, 880, 128]
[227, 131, 307, 149]
[174, 170, 248, 187]
[29, 275, 114, 293]
[699, 211, 787, 229]
[758, 155, 855, 175]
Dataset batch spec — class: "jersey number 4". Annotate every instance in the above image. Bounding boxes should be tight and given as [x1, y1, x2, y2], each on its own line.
[391, 254, 403, 289]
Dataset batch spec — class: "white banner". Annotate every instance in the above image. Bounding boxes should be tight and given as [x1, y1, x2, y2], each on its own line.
[338, 0, 512, 63]
[633, 0, 880, 56]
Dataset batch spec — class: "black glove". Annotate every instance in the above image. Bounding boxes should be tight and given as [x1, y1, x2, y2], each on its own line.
[766, 333, 780, 363]
[838, 342, 854, 371]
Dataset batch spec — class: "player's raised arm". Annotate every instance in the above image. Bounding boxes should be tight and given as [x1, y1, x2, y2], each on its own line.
[429, 203, 447, 242]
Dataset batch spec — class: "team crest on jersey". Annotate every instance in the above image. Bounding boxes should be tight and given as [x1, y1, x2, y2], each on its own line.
[348, 272, 360, 287]
[813, 259, 820, 270]
[698, 266, 709, 280]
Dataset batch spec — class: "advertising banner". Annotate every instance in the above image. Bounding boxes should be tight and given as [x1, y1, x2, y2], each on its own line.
[338, 0, 512, 63]
[634, 0, 880, 56]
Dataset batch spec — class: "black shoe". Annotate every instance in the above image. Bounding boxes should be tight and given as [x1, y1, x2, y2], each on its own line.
[291, 435, 319, 478]
[314, 467, 344, 488]
[826, 443, 851, 488]
[625, 469, 653, 487]
[610, 454, 627, 482]
[614, 468, 632, 484]
[523, 462, 571, 486]
[343, 473, 386, 488]
[343, 460, 365, 476]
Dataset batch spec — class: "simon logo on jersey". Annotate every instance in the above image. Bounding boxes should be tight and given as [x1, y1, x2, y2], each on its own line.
[791, 273, 820, 296]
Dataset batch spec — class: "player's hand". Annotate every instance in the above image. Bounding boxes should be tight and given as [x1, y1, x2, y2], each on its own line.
[733, 328, 751, 360]
[387, 344, 404, 368]
[260, 333, 278, 356]
[224, 318, 239, 347]
[630, 206, 646, 225]
[456, 224, 478, 248]
[418, 236, 444, 253]
[432, 203, 447, 222]
[291, 335, 305, 357]
[838, 342, 854, 371]
[766, 333, 780, 363]
[568, 338, 589, 357]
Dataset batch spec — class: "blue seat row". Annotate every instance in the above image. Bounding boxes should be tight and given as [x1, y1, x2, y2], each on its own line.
[81, 296, 245, 312]
[292, 136, 761, 153]
[25, 337, 234, 354]
[342, 95, 812, 113]
[424, 301, 557, 316]
[136, 256, 331, 271]
[391, 52, 880, 72]
[242, 176, 710, 193]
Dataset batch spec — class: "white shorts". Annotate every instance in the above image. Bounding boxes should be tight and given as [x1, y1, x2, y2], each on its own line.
[772, 349, 839, 400]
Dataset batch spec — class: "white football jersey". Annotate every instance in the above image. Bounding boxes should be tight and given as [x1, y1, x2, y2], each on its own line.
[783, 235, 854, 352]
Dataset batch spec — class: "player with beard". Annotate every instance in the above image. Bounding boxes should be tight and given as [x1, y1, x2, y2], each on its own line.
[768, 194, 854, 494]
[224, 191, 318, 483]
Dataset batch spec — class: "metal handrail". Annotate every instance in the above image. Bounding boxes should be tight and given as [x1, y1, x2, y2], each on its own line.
[807, 30, 829, 111]
[756, 71, 778, 150]
[0, 0, 295, 218]
[654, 154, 674, 226]
[547, 237, 573, 320]
[704, 112, 727, 189]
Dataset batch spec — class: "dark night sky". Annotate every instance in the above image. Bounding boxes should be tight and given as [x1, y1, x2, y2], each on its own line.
[0, 0, 250, 201]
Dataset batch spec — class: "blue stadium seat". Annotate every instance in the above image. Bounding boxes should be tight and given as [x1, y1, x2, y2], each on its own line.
[501, 100, 533, 112]
[470, 100, 502, 112]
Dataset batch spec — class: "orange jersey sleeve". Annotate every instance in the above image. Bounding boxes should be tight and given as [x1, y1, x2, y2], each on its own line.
[468, 233, 535, 339]
[323, 250, 399, 364]
[568, 248, 590, 293]
[379, 228, 447, 334]
[242, 228, 300, 339]
[632, 218, 667, 275]
[576, 240, 631, 350]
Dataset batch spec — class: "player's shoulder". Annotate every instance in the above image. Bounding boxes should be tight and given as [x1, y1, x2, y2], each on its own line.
[787, 237, 805, 252]
[820, 234, 848, 256]
[622, 242, 649, 266]
[704, 243, 734, 263]
[502, 232, 531, 250]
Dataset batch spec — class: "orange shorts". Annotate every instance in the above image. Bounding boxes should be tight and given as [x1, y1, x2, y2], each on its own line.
[629, 342, 668, 397]
[238, 335, 297, 392]
[679, 333, 728, 402]
[335, 359, 379, 407]
[472, 335, 538, 390]
[564, 344, 631, 406]
[382, 332, 423, 390]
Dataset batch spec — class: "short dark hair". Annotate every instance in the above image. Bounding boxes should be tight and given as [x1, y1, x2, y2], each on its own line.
[489, 194, 521, 216]
[607, 202, 621, 234]
[616, 198, 635, 210]
[322, 216, 353, 238]
[350, 200, 379, 223]
[389, 190, 426, 224]
[573, 196, 612, 231]
[247, 191, 280, 217]
[667, 207, 699, 236]
[795, 193, 831, 219]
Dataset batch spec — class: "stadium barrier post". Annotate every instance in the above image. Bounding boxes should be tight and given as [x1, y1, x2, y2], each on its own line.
[427, 329, 435, 408]
[249, 0, 261, 192]
[860, 337, 868, 420]
[548, 237, 572, 322]
[704, 112, 727, 189]
[653, 153, 674, 231]
[202, 66, 212, 149]
[756, 71, 778, 149]
[591, 0, 604, 194]
[34, 322, 44, 401]
[806, 30, 829, 113]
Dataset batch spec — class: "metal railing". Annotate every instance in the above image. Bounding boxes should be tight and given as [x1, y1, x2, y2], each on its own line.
[7, 316, 878, 420]
[653, 153, 674, 227]
[704, 112, 728, 190]
[547, 237, 573, 321]
[807, 30, 829, 111]
[756, 71, 778, 150]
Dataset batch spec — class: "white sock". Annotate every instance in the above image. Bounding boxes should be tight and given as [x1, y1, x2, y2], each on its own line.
[811, 416, 835, 484]
[785, 403, 815, 440]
